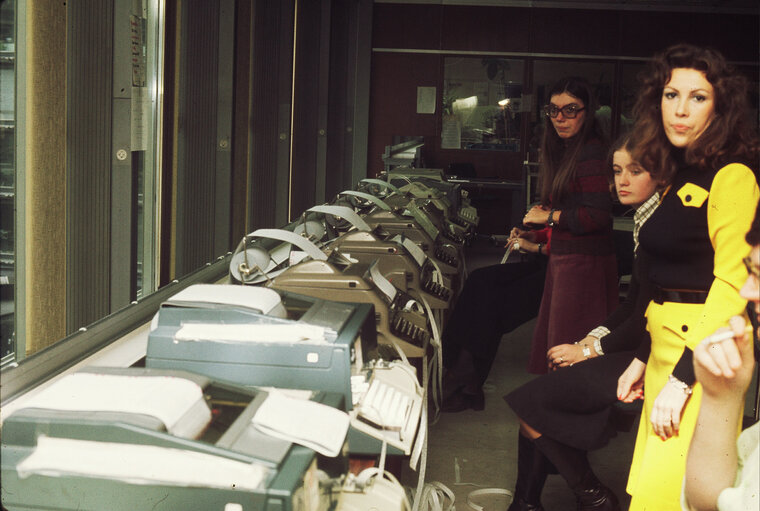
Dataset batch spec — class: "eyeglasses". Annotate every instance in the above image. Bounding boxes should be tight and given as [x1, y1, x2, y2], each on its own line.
[543, 104, 586, 119]
[744, 256, 760, 280]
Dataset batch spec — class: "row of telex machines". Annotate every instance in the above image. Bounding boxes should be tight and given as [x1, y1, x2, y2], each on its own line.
[0, 168, 478, 511]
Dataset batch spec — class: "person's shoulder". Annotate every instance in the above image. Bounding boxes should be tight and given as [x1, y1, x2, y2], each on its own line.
[713, 161, 759, 185]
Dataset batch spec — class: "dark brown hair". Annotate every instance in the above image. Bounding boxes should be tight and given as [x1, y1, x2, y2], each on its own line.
[629, 43, 759, 186]
[539, 77, 605, 205]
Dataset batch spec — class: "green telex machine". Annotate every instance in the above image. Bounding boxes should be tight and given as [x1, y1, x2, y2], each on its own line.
[144, 285, 424, 457]
[145, 285, 378, 410]
[1, 367, 344, 511]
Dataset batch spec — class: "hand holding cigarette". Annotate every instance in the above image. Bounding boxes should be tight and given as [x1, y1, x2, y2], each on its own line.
[694, 316, 756, 398]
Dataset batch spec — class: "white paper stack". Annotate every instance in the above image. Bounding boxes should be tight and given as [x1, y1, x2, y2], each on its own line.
[174, 323, 328, 344]
[20, 373, 212, 439]
[18, 436, 268, 491]
[252, 391, 349, 457]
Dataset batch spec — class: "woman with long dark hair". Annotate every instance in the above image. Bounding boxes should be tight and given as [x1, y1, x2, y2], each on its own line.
[441, 77, 618, 412]
[521, 76, 618, 374]
[619, 43, 759, 511]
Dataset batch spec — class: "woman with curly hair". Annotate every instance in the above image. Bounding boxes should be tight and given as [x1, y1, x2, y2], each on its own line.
[618, 43, 759, 511]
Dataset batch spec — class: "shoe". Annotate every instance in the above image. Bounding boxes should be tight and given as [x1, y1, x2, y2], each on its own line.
[440, 387, 485, 412]
[507, 497, 545, 511]
[574, 473, 620, 511]
[532, 436, 617, 511]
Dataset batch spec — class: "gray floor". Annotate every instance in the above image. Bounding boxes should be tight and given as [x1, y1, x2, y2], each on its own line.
[400, 240, 639, 511]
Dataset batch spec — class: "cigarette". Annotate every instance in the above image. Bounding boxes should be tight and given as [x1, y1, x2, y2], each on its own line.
[703, 324, 755, 345]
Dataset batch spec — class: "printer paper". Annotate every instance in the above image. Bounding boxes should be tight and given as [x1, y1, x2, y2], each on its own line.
[20, 373, 211, 438]
[18, 436, 268, 491]
[252, 391, 349, 457]
[175, 323, 328, 344]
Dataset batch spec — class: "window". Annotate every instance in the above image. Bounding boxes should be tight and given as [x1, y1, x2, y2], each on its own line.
[0, 0, 15, 367]
[442, 57, 525, 151]
[2, 1, 164, 365]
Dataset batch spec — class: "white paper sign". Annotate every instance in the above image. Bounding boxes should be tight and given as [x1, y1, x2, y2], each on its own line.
[417, 86, 437, 114]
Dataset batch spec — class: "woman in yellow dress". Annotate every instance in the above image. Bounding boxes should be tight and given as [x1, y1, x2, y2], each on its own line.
[617, 44, 760, 511]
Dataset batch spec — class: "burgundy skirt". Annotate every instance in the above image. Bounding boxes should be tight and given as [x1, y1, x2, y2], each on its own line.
[527, 252, 618, 374]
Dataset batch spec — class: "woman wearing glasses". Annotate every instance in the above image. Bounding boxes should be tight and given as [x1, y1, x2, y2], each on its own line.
[514, 76, 618, 374]
[617, 44, 759, 511]
[440, 77, 614, 411]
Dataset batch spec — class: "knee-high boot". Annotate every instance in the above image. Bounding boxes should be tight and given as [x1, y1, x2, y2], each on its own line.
[507, 433, 550, 511]
[533, 436, 620, 511]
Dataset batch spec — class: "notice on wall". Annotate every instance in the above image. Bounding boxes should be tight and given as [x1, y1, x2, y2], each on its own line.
[441, 117, 461, 149]
[416, 87, 437, 114]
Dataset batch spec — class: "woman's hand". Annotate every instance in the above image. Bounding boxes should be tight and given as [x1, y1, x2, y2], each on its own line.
[617, 358, 646, 403]
[650, 379, 691, 440]
[546, 336, 597, 369]
[508, 227, 535, 243]
[523, 205, 550, 226]
[506, 228, 540, 253]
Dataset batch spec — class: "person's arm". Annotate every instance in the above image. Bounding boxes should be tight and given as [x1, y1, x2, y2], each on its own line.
[548, 252, 650, 368]
[506, 226, 551, 256]
[683, 317, 755, 511]
[652, 164, 759, 440]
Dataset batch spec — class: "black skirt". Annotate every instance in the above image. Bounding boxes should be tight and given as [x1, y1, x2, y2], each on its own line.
[504, 350, 636, 451]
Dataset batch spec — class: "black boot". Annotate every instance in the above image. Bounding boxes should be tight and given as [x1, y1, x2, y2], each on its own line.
[506, 434, 549, 511]
[572, 472, 619, 511]
[533, 436, 620, 511]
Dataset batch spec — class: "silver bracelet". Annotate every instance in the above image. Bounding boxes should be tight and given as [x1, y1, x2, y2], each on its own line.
[668, 374, 693, 395]
[587, 326, 611, 340]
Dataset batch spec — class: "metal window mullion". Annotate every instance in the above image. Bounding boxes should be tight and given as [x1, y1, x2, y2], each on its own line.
[313, 0, 331, 205]
[13, 0, 28, 363]
[214, 0, 234, 256]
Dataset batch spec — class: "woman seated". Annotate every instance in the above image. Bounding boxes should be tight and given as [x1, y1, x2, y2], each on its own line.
[442, 76, 617, 412]
[504, 135, 661, 511]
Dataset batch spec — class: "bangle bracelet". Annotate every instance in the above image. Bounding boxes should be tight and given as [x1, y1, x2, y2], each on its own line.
[668, 374, 693, 395]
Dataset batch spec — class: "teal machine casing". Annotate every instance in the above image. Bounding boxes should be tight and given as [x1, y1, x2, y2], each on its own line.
[0, 367, 343, 511]
[144, 288, 416, 455]
[145, 289, 378, 412]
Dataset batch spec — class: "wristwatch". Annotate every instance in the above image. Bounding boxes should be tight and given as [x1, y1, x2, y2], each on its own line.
[547, 209, 557, 227]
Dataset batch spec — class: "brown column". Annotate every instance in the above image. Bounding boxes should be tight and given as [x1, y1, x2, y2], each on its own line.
[25, 1, 67, 355]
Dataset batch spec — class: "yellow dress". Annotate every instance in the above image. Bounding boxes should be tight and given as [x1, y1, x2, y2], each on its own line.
[626, 163, 759, 511]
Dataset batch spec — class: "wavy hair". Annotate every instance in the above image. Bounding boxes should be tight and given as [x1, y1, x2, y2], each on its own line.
[539, 77, 605, 205]
[628, 43, 759, 186]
